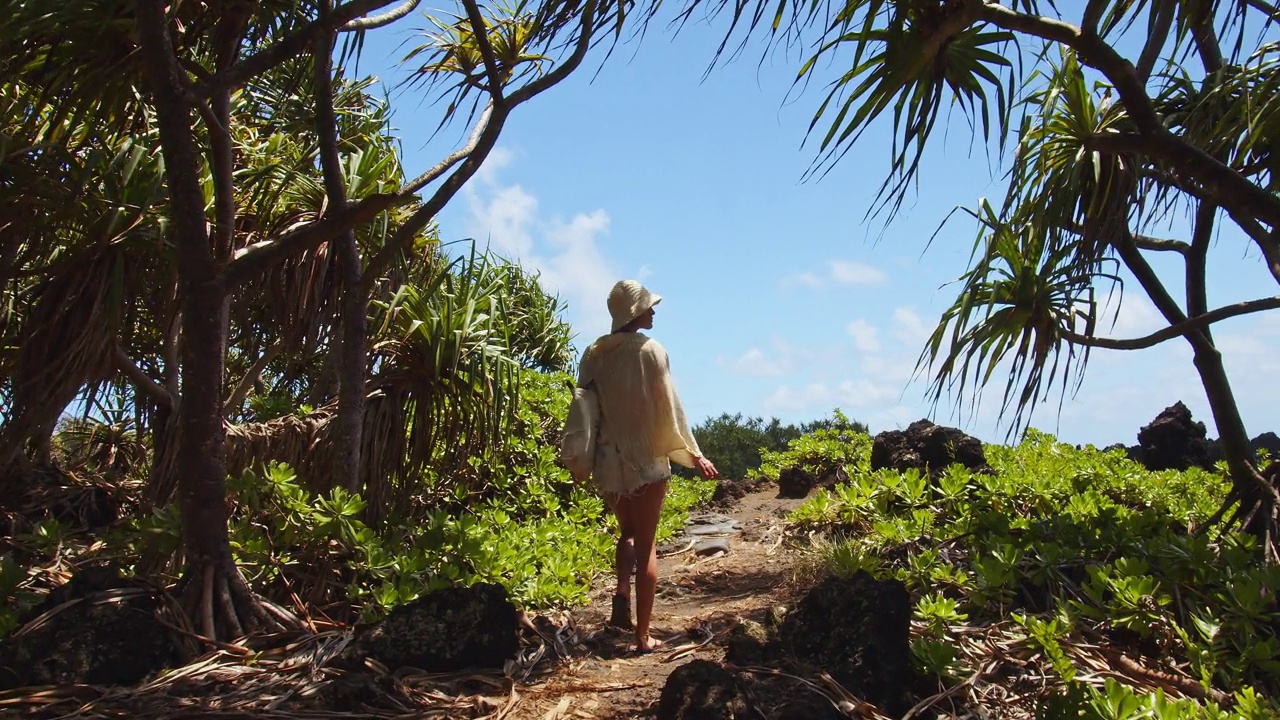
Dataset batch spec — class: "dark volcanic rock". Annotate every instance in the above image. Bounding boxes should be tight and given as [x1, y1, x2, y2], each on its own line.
[711, 477, 767, 507]
[779, 571, 914, 716]
[1101, 443, 1146, 464]
[0, 568, 179, 689]
[1136, 402, 1216, 472]
[776, 466, 814, 499]
[870, 420, 991, 478]
[314, 672, 389, 711]
[776, 466, 847, 500]
[657, 659, 754, 720]
[345, 583, 519, 673]
[724, 619, 774, 666]
[1253, 432, 1280, 461]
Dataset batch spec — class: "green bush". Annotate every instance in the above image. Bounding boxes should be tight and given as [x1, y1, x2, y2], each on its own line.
[681, 409, 868, 481]
[45, 367, 713, 626]
[754, 409, 872, 483]
[786, 426, 1280, 716]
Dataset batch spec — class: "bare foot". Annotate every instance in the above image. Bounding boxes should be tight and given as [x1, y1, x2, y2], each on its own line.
[634, 635, 664, 653]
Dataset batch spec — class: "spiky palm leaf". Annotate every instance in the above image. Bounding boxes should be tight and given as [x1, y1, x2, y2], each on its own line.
[922, 200, 1121, 434]
[805, 18, 1015, 216]
[403, 2, 550, 129]
[923, 48, 1138, 433]
[1154, 44, 1280, 194]
[364, 249, 522, 517]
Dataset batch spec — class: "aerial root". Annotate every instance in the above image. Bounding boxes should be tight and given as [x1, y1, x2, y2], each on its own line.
[174, 560, 304, 645]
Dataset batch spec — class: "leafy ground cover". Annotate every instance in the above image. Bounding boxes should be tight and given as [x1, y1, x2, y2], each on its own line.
[0, 370, 713, 633]
[778, 428, 1279, 718]
[6, 390, 1280, 720]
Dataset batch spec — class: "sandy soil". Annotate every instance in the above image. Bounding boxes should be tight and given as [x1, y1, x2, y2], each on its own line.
[503, 484, 810, 720]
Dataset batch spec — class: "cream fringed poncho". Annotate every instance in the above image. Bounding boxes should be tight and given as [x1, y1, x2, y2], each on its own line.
[577, 332, 702, 495]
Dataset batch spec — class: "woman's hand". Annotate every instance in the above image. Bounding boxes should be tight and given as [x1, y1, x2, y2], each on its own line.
[693, 456, 719, 480]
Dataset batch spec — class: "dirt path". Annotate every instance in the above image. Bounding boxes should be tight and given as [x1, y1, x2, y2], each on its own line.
[505, 485, 809, 720]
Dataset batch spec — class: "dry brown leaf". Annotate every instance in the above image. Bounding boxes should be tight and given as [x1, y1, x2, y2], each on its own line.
[542, 697, 571, 720]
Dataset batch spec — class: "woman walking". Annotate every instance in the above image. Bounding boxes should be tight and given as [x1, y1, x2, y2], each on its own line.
[576, 280, 718, 652]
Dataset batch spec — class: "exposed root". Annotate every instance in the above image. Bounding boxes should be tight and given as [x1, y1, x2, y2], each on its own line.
[175, 558, 304, 646]
[1205, 465, 1280, 565]
[1101, 647, 1231, 705]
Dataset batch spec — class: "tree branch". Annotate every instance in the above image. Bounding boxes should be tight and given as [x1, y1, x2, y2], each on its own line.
[461, 0, 507, 102]
[362, 102, 508, 293]
[342, 0, 421, 30]
[507, 0, 598, 106]
[1188, 0, 1223, 74]
[1187, 199, 1216, 323]
[1065, 296, 1280, 349]
[1223, 207, 1280, 286]
[1244, 0, 1280, 21]
[1081, 0, 1108, 33]
[1133, 233, 1190, 254]
[1136, 0, 1175, 83]
[362, 0, 600, 292]
[114, 342, 173, 406]
[1113, 229, 1198, 339]
[1066, 218, 1189, 254]
[195, 0, 401, 98]
[224, 339, 283, 414]
[979, 2, 1280, 229]
[221, 193, 399, 290]
[208, 13, 248, 263]
[399, 102, 494, 197]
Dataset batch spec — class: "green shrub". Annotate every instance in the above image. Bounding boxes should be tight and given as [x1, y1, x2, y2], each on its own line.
[786, 426, 1279, 714]
[754, 409, 872, 482]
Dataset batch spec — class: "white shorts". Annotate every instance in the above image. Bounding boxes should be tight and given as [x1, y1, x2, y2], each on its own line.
[592, 441, 670, 496]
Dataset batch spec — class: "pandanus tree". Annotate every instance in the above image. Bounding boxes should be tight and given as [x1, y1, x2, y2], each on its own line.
[665, 0, 1280, 555]
[1, 0, 609, 639]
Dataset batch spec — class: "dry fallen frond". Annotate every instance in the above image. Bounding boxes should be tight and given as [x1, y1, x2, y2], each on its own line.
[0, 612, 600, 720]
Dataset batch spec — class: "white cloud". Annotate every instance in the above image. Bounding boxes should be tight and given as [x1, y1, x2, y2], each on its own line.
[476, 185, 537, 257]
[829, 260, 888, 286]
[780, 271, 825, 290]
[781, 260, 888, 289]
[891, 307, 933, 346]
[762, 383, 833, 412]
[462, 152, 618, 337]
[763, 378, 907, 414]
[845, 319, 881, 353]
[474, 146, 516, 185]
[728, 347, 792, 377]
[861, 353, 919, 384]
[1096, 288, 1163, 339]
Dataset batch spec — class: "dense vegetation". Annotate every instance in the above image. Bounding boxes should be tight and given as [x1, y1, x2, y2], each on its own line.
[3, 1, 1279, 715]
[674, 411, 868, 480]
[771, 426, 1280, 718]
[0, 0, 618, 640]
[1, 368, 712, 634]
[9, 397, 1280, 717]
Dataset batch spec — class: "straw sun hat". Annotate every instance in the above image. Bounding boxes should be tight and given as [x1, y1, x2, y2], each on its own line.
[607, 280, 662, 332]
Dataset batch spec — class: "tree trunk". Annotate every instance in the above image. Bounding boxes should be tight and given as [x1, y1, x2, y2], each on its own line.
[1112, 226, 1276, 557]
[314, 13, 366, 495]
[136, 0, 301, 640]
[335, 243, 367, 494]
[176, 278, 232, 570]
[1187, 336, 1279, 554]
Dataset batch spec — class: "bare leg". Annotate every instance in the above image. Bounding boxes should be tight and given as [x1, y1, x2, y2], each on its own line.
[605, 492, 636, 629]
[624, 479, 668, 651]
[615, 535, 635, 599]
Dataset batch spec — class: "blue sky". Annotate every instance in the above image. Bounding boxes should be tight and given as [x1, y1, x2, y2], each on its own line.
[354, 10, 1279, 448]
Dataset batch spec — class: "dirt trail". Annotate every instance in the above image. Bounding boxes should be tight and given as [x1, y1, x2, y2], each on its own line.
[506, 485, 809, 720]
